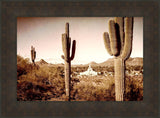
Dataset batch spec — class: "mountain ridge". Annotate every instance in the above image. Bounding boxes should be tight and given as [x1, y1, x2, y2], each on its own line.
[35, 57, 143, 67]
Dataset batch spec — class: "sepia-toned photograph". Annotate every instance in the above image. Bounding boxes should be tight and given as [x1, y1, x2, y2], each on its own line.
[17, 17, 143, 101]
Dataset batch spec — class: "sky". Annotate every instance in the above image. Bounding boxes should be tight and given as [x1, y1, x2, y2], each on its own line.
[17, 17, 143, 64]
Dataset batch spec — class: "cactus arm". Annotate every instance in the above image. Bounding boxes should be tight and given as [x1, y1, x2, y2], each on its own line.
[31, 46, 33, 50]
[108, 20, 119, 56]
[34, 51, 36, 59]
[31, 50, 33, 60]
[61, 55, 65, 60]
[31, 46, 36, 66]
[65, 23, 71, 49]
[115, 17, 124, 54]
[62, 33, 66, 53]
[70, 40, 76, 61]
[121, 17, 133, 60]
[65, 22, 69, 38]
[69, 37, 71, 51]
[61, 55, 69, 62]
[103, 32, 113, 56]
[62, 33, 70, 62]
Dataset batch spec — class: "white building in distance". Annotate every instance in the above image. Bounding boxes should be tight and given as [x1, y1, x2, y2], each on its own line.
[79, 65, 98, 76]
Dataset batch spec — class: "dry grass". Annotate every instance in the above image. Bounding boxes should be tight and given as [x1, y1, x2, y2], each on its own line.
[17, 55, 143, 101]
[70, 76, 115, 101]
[17, 55, 65, 101]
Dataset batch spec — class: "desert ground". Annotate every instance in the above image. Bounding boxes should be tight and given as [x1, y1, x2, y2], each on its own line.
[17, 55, 143, 101]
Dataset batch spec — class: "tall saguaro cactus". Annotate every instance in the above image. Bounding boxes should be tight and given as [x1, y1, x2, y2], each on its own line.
[103, 17, 133, 101]
[31, 46, 36, 66]
[61, 23, 76, 101]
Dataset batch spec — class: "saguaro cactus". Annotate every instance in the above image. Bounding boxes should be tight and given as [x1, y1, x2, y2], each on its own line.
[103, 17, 133, 101]
[31, 46, 36, 66]
[61, 23, 76, 101]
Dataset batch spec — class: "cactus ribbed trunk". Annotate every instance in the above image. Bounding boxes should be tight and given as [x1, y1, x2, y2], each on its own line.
[31, 46, 36, 66]
[103, 17, 133, 101]
[114, 58, 124, 101]
[61, 23, 76, 101]
[64, 61, 70, 100]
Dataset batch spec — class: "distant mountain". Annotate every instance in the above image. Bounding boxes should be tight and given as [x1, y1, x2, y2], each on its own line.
[36, 59, 48, 65]
[99, 57, 143, 67]
[36, 59, 65, 67]
[126, 57, 143, 66]
[99, 58, 114, 67]
[35, 57, 143, 67]
[87, 61, 98, 67]
[90, 61, 97, 65]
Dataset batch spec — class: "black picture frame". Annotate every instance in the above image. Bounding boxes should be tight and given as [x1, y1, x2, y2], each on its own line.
[0, 0, 159, 117]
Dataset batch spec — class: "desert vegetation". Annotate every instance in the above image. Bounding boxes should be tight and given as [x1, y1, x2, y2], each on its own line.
[103, 17, 134, 101]
[17, 55, 143, 101]
[61, 22, 76, 101]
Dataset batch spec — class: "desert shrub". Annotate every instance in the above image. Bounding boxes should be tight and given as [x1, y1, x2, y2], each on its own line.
[105, 66, 114, 72]
[126, 65, 143, 72]
[133, 65, 143, 71]
[17, 69, 65, 101]
[17, 81, 55, 101]
[17, 55, 32, 77]
[70, 76, 115, 101]
[69, 74, 143, 101]
[17, 57, 65, 101]
[125, 75, 143, 101]
[17, 55, 143, 101]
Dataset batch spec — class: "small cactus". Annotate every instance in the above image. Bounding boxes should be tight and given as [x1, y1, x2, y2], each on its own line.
[61, 23, 76, 101]
[31, 46, 36, 66]
[103, 17, 133, 101]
